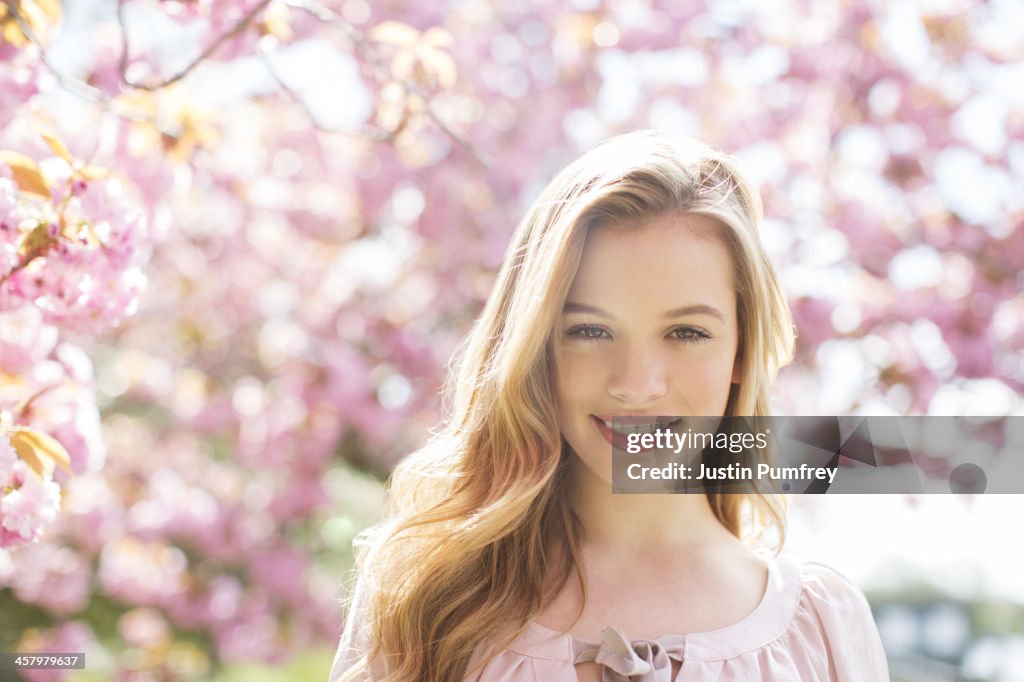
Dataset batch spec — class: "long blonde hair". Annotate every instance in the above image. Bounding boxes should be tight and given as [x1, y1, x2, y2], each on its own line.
[341, 130, 796, 681]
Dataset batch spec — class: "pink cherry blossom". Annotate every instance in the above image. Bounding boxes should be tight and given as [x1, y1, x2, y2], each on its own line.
[0, 461, 61, 544]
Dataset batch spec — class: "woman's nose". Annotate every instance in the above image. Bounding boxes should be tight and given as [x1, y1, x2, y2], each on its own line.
[606, 346, 668, 404]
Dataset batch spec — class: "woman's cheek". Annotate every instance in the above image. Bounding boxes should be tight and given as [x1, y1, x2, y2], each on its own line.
[556, 349, 587, 393]
[558, 351, 605, 405]
[560, 345, 602, 374]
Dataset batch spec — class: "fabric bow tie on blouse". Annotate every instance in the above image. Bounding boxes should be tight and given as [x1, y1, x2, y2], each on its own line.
[573, 627, 682, 681]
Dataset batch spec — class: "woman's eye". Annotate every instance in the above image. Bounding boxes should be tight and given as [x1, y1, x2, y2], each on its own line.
[670, 326, 711, 343]
[566, 325, 610, 342]
[566, 325, 710, 343]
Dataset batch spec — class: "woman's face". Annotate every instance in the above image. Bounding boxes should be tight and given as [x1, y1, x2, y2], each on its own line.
[554, 212, 741, 484]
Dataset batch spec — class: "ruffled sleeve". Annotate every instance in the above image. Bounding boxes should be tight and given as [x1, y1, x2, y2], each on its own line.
[798, 560, 890, 681]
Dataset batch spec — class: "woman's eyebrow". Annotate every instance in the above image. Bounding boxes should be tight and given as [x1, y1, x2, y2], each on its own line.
[563, 301, 611, 317]
[662, 304, 725, 321]
[562, 302, 725, 322]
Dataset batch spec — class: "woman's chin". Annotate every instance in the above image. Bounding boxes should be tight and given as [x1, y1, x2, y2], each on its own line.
[567, 450, 615, 488]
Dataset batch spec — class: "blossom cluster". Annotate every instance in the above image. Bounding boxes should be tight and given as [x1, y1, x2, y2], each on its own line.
[1, 13, 151, 552]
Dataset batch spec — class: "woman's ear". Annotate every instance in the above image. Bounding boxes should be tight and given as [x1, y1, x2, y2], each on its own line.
[731, 352, 742, 384]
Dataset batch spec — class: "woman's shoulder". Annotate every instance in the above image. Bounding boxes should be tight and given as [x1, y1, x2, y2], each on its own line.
[782, 553, 890, 677]
[684, 551, 888, 677]
[788, 553, 878, 622]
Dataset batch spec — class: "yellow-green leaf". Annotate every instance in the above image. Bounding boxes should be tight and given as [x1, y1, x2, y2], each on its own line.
[8, 426, 73, 478]
[39, 129, 72, 163]
[260, 3, 293, 41]
[0, 150, 51, 198]
[18, 220, 57, 259]
[32, 0, 63, 24]
[369, 20, 421, 47]
[16, 0, 50, 36]
[421, 27, 453, 48]
[0, 371, 26, 389]
[77, 165, 110, 180]
[1, 18, 28, 48]
[421, 49, 458, 88]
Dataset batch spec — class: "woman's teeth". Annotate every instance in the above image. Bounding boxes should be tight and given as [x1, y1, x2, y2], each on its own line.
[598, 418, 682, 435]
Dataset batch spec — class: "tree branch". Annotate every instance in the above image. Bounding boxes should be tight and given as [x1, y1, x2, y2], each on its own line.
[117, 0, 274, 91]
[6, 0, 489, 166]
[2, 1, 108, 104]
[256, 46, 399, 143]
[13, 382, 65, 419]
[281, 0, 492, 168]
[0, 0, 182, 136]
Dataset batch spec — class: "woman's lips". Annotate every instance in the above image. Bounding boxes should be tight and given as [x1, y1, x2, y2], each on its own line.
[591, 415, 686, 452]
[591, 415, 634, 451]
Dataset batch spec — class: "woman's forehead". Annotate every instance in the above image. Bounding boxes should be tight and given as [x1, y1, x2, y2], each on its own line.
[566, 216, 737, 317]
[573, 214, 731, 275]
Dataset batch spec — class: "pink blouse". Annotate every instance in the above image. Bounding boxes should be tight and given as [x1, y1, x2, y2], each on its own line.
[329, 553, 890, 681]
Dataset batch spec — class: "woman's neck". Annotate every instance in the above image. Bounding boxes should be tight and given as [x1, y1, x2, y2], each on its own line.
[566, 455, 740, 556]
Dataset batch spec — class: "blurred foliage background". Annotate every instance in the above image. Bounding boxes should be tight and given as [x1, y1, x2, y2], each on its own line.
[0, 0, 1021, 680]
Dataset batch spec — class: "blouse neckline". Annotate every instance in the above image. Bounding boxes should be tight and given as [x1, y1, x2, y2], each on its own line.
[510, 553, 803, 663]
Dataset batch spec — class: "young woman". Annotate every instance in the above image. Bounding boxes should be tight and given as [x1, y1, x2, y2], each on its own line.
[330, 131, 890, 681]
